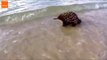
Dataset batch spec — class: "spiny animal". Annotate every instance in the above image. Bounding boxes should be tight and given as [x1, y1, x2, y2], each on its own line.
[54, 11, 81, 27]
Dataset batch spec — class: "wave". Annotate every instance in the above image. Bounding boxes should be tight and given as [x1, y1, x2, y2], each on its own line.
[0, 2, 107, 25]
[0, 0, 107, 16]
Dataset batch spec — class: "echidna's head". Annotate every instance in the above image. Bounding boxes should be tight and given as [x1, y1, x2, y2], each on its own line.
[54, 15, 64, 21]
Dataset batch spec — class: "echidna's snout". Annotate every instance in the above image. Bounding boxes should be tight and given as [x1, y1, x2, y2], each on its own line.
[53, 18, 59, 20]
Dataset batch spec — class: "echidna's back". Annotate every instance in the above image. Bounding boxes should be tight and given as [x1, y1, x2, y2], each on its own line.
[58, 11, 78, 21]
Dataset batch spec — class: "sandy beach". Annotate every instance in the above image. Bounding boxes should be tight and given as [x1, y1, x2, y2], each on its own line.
[0, 8, 107, 60]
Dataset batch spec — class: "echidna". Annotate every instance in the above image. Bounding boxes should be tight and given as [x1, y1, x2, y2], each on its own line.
[54, 11, 81, 27]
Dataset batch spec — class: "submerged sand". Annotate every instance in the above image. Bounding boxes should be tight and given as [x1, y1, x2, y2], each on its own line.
[0, 9, 107, 60]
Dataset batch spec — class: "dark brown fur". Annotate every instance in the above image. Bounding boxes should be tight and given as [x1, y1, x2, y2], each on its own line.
[54, 11, 81, 27]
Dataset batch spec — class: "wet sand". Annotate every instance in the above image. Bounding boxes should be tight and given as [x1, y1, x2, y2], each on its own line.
[0, 9, 107, 60]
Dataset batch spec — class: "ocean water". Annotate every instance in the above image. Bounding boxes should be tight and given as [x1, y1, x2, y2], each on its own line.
[0, 0, 107, 16]
[0, 0, 107, 60]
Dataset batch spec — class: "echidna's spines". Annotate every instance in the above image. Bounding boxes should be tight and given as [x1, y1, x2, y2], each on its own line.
[55, 11, 81, 27]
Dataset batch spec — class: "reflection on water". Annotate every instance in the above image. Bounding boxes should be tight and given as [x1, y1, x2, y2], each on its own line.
[0, 9, 107, 60]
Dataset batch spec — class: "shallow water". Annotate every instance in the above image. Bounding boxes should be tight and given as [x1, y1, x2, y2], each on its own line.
[0, 0, 107, 60]
[0, 9, 107, 60]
